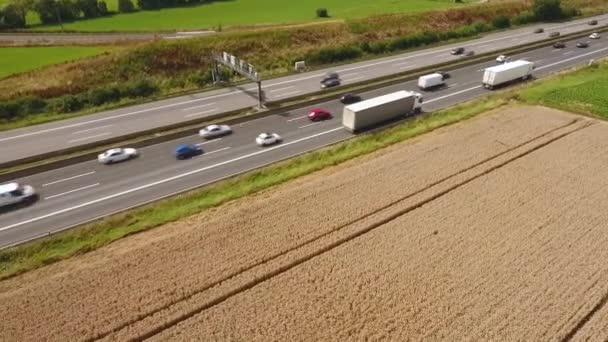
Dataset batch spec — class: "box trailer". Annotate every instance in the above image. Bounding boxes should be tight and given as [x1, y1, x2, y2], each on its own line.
[418, 73, 445, 90]
[342, 90, 423, 132]
[483, 60, 534, 90]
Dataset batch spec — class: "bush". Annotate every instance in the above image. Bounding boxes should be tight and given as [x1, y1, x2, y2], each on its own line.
[34, 0, 80, 24]
[533, 0, 563, 21]
[86, 87, 120, 106]
[49, 95, 84, 113]
[122, 79, 158, 97]
[0, 101, 21, 121]
[118, 0, 135, 12]
[316, 8, 328, 18]
[137, 0, 159, 10]
[76, 0, 100, 18]
[306, 45, 362, 64]
[0, 4, 27, 28]
[19, 96, 47, 115]
[97, 0, 108, 15]
[561, 6, 579, 19]
[512, 11, 536, 25]
[493, 15, 511, 29]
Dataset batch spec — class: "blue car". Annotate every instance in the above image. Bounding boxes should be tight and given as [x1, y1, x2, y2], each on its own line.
[174, 144, 203, 159]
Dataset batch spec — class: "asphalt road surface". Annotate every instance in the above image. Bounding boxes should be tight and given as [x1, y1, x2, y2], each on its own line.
[1, 14, 607, 164]
[1, 34, 607, 248]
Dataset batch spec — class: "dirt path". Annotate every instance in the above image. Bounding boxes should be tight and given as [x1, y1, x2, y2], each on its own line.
[2, 105, 608, 341]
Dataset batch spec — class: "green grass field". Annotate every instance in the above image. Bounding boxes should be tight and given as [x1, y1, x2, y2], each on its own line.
[31, 0, 461, 31]
[0, 46, 109, 79]
[520, 62, 608, 119]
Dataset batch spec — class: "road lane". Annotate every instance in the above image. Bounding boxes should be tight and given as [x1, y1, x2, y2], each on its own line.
[0, 15, 606, 164]
[1, 35, 607, 247]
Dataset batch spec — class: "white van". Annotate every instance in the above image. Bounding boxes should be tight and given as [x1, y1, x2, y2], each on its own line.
[418, 73, 445, 90]
[0, 182, 37, 207]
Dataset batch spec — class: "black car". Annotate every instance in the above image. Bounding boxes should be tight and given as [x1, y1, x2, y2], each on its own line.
[451, 47, 465, 55]
[549, 32, 560, 38]
[553, 41, 566, 49]
[533, 28, 544, 33]
[321, 71, 339, 82]
[340, 93, 362, 104]
[588, 20, 598, 25]
[435, 71, 451, 79]
[576, 41, 589, 48]
[321, 78, 341, 89]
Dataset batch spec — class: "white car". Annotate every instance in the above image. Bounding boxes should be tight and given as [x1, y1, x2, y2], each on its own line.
[97, 148, 138, 164]
[199, 124, 232, 139]
[0, 182, 37, 207]
[256, 132, 282, 146]
[496, 55, 510, 64]
[590, 32, 600, 39]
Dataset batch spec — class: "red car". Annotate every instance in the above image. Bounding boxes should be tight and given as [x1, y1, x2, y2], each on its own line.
[308, 108, 332, 121]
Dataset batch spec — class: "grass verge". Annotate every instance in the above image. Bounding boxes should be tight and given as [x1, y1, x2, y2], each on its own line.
[0, 46, 111, 79]
[519, 60, 608, 118]
[0, 95, 507, 280]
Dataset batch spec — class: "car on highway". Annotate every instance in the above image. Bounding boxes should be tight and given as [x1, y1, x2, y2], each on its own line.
[549, 32, 560, 38]
[576, 41, 589, 48]
[97, 147, 138, 164]
[321, 71, 339, 82]
[199, 124, 232, 139]
[340, 93, 362, 104]
[308, 108, 332, 121]
[588, 19, 598, 25]
[256, 132, 282, 146]
[0, 182, 37, 208]
[321, 78, 341, 89]
[435, 71, 451, 79]
[174, 144, 203, 160]
[533, 28, 544, 33]
[553, 41, 566, 49]
[496, 55, 510, 64]
[590, 32, 600, 39]
[451, 47, 465, 55]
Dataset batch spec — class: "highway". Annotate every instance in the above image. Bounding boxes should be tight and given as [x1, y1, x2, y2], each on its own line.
[1, 34, 607, 248]
[0, 14, 607, 164]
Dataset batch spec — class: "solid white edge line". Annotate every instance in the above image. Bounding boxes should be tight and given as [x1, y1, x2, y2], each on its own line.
[0, 15, 601, 143]
[537, 47, 608, 70]
[425, 85, 482, 104]
[184, 108, 218, 118]
[269, 86, 295, 93]
[68, 132, 111, 144]
[0, 135, 352, 249]
[71, 125, 113, 135]
[0, 127, 344, 233]
[42, 171, 96, 187]
[181, 102, 216, 111]
[44, 183, 100, 200]
[273, 90, 302, 98]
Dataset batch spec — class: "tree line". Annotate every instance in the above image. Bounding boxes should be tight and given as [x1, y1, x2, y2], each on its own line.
[0, 0, 219, 28]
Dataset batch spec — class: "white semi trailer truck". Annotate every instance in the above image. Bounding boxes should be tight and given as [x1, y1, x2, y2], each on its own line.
[482, 60, 534, 90]
[342, 90, 423, 132]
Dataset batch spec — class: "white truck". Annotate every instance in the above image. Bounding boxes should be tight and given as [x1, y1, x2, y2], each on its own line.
[418, 73, 445, 90]
[482, 60, 534, 90]
[0, 182, 37, 208]
[342, 90, 423, 132]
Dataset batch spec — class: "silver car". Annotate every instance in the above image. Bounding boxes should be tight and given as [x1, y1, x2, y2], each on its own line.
[199, 124, 232, 139]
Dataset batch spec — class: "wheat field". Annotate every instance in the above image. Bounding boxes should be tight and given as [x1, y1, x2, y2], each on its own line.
[2, 106, 608, 341]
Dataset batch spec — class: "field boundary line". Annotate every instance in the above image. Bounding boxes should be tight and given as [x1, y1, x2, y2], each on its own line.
[89, 118, 591, 341]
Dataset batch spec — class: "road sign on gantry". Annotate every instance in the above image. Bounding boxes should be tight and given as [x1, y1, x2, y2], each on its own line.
[212, 51, 263, 108]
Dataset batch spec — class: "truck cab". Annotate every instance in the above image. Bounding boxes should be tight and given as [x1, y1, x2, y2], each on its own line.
[412, 92, 423, 114]
[0, 182, 37, 208]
